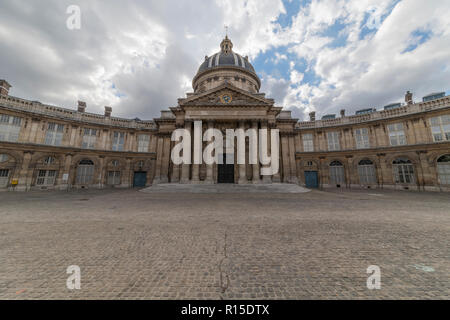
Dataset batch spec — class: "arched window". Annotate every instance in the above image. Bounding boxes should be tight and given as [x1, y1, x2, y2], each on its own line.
[437, 155, 450, 185]
[0, 168, 9, 188]
[329, 161, 345, 185]
[0, 154, 11, 188]
[358, 159, 376, 184]
[43, 156, 55, 165]
[393, 158, 415, 184]
[76, 159, 95, 185]
[111, 160, 119, 167]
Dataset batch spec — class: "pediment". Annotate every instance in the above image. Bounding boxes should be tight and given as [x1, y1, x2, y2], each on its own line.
[178, 83, 274, 107]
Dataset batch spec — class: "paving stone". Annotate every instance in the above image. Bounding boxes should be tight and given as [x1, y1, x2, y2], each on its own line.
[0, 187, 449, 299]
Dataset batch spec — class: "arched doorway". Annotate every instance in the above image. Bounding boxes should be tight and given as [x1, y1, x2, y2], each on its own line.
[358, 159, 376, 185]
[437, 154, 450, 185]
[0, 153, 11, 188]
[393, 158, 415, 184]
[76, 159, 95, 185]
[329, 160, 345, 186]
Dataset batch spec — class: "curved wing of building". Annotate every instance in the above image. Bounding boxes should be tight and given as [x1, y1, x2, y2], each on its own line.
[1, 38, 450, 191]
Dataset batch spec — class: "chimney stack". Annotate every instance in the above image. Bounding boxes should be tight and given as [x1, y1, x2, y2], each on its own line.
[77, 101, 86, 112]
[104, 106, 112, 118]
[340, 109, 346, 117]
[405, 91, 413, 105]
[0, 80, 12, 96]
[309, 111, 316, 122]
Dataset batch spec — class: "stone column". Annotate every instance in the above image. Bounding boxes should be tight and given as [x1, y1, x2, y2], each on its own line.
[288, 135, 298, 184]
[98, 156, 106, 189]
[345, 155, 353, 188]
[180, 121, 191, 184]
[191, 121, 201, 183]
[160, 135, 171, 183]
[171, 130, 180, 183]
[376, 153, 387, 189]
[416, 151, 431, 191]
[69, 125, 78, 146]
[261, 121, 272, 183]
[205, 121, 214, 184]
[15, 151, 33, 191]
[120, 158, 132, 188]
[319, 157, 326, 188]
[251, 120, 260, 184]
[58, 153, 72, 190]
[281, 134, 291, 183]
[29, 119, 40, 144]
[153, 135, 164, 184]
[238, 121, 247, 184]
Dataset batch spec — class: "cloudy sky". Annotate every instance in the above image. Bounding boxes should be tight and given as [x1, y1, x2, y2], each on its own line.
[0, 0, 449, 120]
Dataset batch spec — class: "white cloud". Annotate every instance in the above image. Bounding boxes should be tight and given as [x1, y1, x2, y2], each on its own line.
[0, 0, 449, 122]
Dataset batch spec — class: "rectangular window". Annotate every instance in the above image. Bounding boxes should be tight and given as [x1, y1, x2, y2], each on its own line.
[112, 132, 125, 151]
[137, 134, 150, 152]
[107, 171, 121, 185]
[0, 114, 22, 142]
[327, 132, 340, 151]
[82, 128, 97, 149]
[36, 170, 57, 186]
[302, 133, 314, 152]
[388, 123, 406, 146]
[430, 115, 450, 142]
[45, 122, 64, 146]
[355, 128, 370, 149]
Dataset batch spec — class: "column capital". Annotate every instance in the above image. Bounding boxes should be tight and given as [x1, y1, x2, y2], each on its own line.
[260, 120, 268, 128]
[251, 120, 259, 127]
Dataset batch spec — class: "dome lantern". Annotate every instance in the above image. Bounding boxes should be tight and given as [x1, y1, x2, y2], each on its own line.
[220, 36, 233, 54]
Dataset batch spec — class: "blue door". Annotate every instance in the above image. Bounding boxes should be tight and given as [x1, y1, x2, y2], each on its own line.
[305, 171, 319, 188]
[133, 171, 147, 187]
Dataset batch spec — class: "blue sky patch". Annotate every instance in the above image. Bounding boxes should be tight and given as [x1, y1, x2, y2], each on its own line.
[276, 0, 305, 28]
[402, 29, 432, 53]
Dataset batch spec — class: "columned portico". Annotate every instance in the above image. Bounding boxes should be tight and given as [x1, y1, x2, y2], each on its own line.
[152, 36, 298, 186]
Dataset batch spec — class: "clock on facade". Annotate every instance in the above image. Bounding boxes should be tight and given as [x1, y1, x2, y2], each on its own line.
[220, 94, 233, 104]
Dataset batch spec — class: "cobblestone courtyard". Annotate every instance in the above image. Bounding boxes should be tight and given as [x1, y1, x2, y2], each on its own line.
[0, 186, 449, 299]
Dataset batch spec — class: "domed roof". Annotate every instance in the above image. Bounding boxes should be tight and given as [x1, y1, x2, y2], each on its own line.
[196, 37, 256, 75]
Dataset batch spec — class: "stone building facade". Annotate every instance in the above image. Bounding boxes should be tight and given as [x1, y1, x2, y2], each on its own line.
[1, 37, 450, 192]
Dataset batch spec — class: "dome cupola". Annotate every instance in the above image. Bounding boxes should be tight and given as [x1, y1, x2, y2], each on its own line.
[192, 37, 260, 93]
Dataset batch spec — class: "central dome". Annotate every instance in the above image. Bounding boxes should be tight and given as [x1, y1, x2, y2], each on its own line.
[192, 36, 261, 93]
[197, 36, 256, 74]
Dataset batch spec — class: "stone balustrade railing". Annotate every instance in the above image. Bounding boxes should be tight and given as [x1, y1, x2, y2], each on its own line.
[0, 94, 156, 130]
[296, 96, 450, 129]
